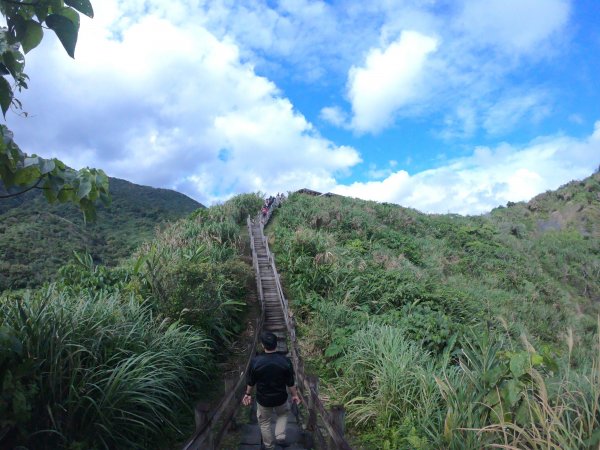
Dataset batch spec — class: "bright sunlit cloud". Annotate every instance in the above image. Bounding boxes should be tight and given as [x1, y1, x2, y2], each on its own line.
[333, 122, 600, 214]
[348, 31, 439, 133]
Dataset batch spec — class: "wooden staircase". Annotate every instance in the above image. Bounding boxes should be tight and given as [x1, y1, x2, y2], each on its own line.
[251, 223, 288, 353]
[238, 222, 307, 450]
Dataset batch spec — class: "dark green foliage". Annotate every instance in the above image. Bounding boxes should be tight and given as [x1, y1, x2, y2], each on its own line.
[0, 177, 203, 291]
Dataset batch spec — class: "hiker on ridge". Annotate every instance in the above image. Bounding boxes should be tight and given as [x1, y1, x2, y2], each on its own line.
[242, 332, 301, 449]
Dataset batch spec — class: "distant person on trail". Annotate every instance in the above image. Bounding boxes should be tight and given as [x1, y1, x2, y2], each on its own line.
[242, 332, 301, 449]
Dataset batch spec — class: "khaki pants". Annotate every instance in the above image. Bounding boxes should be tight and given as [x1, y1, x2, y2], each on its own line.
[257, 401, 289, 449]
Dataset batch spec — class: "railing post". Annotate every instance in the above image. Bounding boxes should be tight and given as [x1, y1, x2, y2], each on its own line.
[224, 378, 237, 431]
[194, 402, 210, 431]
[194, 402, 213, 449]
[328, 405, 346, 449]
[307, 376, 319, 432]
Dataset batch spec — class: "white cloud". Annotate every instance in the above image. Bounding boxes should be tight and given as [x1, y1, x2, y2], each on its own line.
[440, 105, 478, 140]
[7, 0, 361, 205]
[336, 0, 572, 136]
[320, 106, 348, 127]
[568, 113, 584, 124]
[347, 30, 439, 133]
[483, 92, 552, 135]
[3, 0, 585, 211]
[457, 0, 571, 53]
[333, 122, 600, 215]
[366, 163, 394, 180]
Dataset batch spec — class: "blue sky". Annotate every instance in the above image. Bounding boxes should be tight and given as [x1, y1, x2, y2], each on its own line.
[6, 0, 600, 214]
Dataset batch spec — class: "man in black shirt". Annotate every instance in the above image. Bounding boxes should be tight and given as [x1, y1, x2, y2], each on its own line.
[242, 332, 301, 449]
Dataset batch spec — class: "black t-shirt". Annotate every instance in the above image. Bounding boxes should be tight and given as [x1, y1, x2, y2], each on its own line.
[247, 352, 295, 407]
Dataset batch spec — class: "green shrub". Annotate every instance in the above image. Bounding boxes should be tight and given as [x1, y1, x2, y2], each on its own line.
[0, 287, 211, 449]
[334, 324, 441, 449]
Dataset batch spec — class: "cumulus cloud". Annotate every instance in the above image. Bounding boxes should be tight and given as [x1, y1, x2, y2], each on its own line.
[333, 122, 600, 215]
[8, 0, 360, 205]
[347, 30, 439, 133]
[338, 0, 571, 136]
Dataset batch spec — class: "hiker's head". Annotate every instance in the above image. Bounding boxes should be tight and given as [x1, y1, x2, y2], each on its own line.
[261, 332, 277, 351]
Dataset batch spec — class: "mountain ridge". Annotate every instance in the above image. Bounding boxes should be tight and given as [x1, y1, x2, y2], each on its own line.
[0, 177, 203, 290]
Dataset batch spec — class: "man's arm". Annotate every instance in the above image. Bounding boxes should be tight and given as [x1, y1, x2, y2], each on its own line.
[242, 359, 255, 406]
[289, 385, 301, 405]
[286, 358, 301, 405]
[242, 384, 253, 406]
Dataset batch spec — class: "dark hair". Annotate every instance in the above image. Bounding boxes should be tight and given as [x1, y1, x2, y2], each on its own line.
[261, 332, 277, 351]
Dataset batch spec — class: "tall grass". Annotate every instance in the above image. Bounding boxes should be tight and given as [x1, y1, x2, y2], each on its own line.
[1, 286, 211, 449]
[332, 324, 442, 448]
[330, 323, 600, 449]
[477, 326, 600, 449]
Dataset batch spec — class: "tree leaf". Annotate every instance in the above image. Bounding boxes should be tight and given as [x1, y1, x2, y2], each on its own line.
[483, 389, 500, 407]
[44, 185, 57, 203]
[80, 198, 96, 222]
[584, 429, 600, 447]
[14, 166, 40, 185]
[0, 76, 13, 117]
[23, 156, 41, 167]
[0, 30, 9, 54]
[35, 4, 50, 22]
[503, 378, 522, 407]
[58, 188, 72, 202]
[509, 352, 530, 378]
[56, 7, 80, 28]
[7, 15, 26, 46]
[515, 400, 529, 426]
[2, 51, 24, 79]
[45, 14, 79, 58]
[40, 158, 56, 175]
[77, 178, 92, 199]
[483, 365, 506, 388]
[531, 353, 543, 367]
[22, 20, 44, 54]
[65, 0, 94, 18]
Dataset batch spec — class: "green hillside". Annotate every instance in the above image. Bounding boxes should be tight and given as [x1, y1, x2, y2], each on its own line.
[2, 173, 599, 449]
[0, 177, 203, 290]
[268, 172, 600, 448]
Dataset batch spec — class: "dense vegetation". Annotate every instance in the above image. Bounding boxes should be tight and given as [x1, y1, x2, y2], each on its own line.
[269, 173, 600, 449]
[0, 193, 263, 449]
[2, 171, 598, 449]
[0, 177, 202, 291]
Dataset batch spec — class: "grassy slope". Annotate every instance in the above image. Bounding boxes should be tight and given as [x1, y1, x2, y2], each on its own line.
[0, 177, 203, 290]
[268, 172, 599, 448]
[272, 172, 599, 346]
